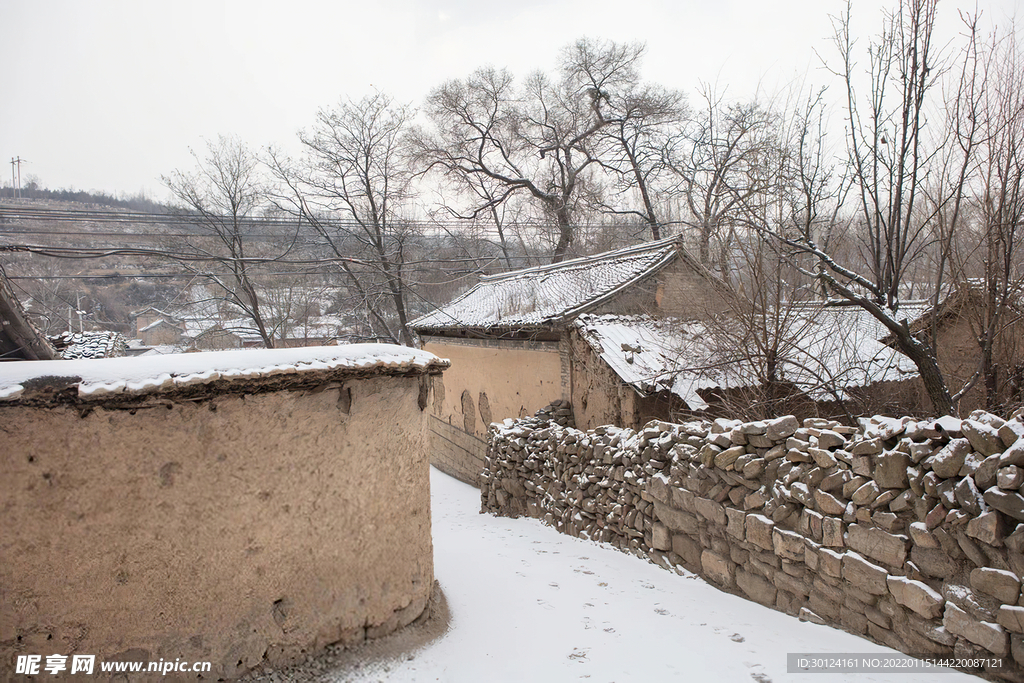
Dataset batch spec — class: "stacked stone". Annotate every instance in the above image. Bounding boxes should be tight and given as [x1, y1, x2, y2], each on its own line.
[483, 409, 713, 557]
[484, 408, 1024, 680]
[531, 399, 575, 428]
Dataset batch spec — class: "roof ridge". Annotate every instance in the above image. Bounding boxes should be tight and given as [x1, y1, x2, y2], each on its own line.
[477, 236, 682, 283]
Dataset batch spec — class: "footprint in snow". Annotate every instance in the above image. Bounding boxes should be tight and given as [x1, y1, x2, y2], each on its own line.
[549, 582, 560, 589]
[654, 607, 670, 616]
[750, 674, 772, 682]
[568, 647, 589, 662]
[537, 599, 555, 610]
[730, 633, 745, 643]
[573, 567, 594, 575]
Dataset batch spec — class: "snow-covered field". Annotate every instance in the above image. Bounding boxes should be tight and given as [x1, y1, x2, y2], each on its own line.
[328, 469, 980, 683]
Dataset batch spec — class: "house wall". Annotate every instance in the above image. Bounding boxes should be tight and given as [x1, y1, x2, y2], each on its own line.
[1, 372, 435, 679]
[591, 257, 725, 319]
[140, 322, 183, 346]
[134, 312, 163, 335]
[567, 329, 639, 430]
[421, 336, 568, 485]
[935, 315, 1024, 415]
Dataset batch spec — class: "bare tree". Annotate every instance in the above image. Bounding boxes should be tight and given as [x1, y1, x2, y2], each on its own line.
[416, 39, 647, 262]
[663, 86, 777, 269]
[594, 82, 686, 239]
[945, 15, 1024, 409]
[163, 135, 279, 348]
[756, 0, 962, 415]
[270, 92, 418, 346]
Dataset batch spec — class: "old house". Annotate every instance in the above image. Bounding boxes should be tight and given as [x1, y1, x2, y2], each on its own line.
[131, 306, 186, 346]
[570, 305, 923, 429]
[411, 237, 725, 483]
[895, 283, 1024, 414]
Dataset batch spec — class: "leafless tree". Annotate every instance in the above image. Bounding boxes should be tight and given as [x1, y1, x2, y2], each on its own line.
[663, 86, 777, 269]
[270, 91, 418, 346]
[416, 39, 647, 263]
[944, 15, 1024, 409]
[163, 135, 280, 348]
[594, 82, 686, 239]
[751, 0, 970, 415]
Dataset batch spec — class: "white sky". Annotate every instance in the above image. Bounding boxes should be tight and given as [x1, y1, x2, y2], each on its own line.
[0, 0, 1018, 201]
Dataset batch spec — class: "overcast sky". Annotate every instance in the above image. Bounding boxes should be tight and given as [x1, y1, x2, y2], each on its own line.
[0, 0, 1017, 201]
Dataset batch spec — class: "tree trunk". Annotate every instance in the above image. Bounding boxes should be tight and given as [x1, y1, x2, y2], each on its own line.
[551, 206, 573, 263]
[891, 329, 954, 415]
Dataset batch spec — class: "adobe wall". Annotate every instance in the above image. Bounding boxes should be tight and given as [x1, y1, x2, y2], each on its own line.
[567, 329, 640, 430]
[2, 368, 438, 679]
[592, 256, 725, 320]
[421, 336, 570, 483]
[935, 316, 1024, 416]
[429, 414, 488, 486]
[485, 410, 1024, 680]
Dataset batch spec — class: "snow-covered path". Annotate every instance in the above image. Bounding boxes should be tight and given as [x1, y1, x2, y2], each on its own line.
[339, 468, 979, 682]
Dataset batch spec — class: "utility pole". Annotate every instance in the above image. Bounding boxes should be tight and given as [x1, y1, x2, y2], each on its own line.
[9, 157, 25, 199]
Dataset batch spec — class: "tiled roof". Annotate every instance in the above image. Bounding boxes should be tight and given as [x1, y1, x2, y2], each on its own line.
[411, 238, 688, 333]
[575, 306, 918, 410]
[49, 331, 130, 359]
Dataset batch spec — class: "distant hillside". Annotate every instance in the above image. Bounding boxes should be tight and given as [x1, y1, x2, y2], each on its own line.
[0, 186, 170, 213]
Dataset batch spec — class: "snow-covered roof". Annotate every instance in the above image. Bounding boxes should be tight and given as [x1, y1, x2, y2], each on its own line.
[49, 331, 130, 360]
[0, 344, 448, 402]
[130, 306, 178, 320]
[140, 318, 181, 333]
[575, 308, 918, 410]
[411, 238, 690, 333]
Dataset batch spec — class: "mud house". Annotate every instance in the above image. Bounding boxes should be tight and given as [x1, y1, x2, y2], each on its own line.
[411, 237, 725, 484]
[893, 283, 1024, 415]
[569, 305, 923, 429]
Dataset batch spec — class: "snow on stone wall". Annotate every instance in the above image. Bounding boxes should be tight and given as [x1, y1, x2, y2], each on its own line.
[484, 409, 1024, 679]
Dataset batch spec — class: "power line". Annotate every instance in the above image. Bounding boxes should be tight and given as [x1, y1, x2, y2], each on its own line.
[0, 204, 656, 234]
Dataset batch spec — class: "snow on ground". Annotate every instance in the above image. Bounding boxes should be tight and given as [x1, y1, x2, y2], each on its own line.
[333, 469, 980, 683]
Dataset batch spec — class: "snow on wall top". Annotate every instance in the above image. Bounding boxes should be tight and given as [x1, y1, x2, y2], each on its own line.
[0, 344, 447, 402]
[411, 238, 684, 332]
[575, 308, 918, 410]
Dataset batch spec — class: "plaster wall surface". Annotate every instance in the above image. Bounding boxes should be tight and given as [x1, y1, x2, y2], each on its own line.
[421, 338, 564, 438]
[1, 374, 433, 679]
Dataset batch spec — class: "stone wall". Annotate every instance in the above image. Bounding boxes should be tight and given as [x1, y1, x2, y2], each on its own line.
[484, 409, 1024, 680]
[2, 351, 444, 680]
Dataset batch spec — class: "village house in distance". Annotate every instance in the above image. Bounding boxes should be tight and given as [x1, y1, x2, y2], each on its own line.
[411, 237, 728, 483]
[412, 237, 929, 486]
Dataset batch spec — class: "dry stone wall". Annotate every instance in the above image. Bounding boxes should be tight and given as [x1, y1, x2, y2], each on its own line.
[484, 409, 1024, 680]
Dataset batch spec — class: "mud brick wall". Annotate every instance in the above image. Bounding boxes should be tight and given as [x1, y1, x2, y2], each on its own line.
[484, 410, 1024, 680]
[3, 367, 440, 680]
